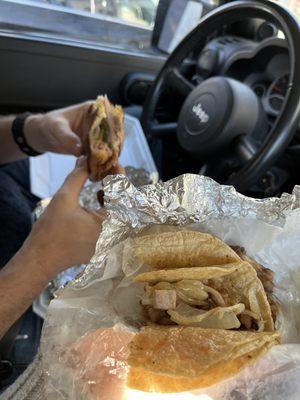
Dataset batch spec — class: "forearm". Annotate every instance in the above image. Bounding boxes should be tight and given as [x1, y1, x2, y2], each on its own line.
[0, 114, 42, 164]
[0, 246, 52, 339]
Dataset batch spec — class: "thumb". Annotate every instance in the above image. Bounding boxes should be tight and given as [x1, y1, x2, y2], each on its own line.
[59, 156, 88, 203]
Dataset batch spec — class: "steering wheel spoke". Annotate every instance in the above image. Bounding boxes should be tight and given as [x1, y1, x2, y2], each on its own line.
[150, 122, 178, 138]
[166, 69, 195, 97]
[233, 135, 258, 165]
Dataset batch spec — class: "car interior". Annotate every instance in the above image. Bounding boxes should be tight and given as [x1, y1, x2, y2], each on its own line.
[0, 0, 299, 391]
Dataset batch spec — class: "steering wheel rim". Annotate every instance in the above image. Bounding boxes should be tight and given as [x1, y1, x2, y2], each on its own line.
[142, 0, 300, 192]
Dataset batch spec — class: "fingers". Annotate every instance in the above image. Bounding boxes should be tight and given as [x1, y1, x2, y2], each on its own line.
[58, 156, 88, 203]
[53, 118, 82, 156]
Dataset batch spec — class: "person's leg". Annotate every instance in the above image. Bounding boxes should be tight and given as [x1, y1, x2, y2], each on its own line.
[0, 160, 41, 390]
[0, 160, 39, 268]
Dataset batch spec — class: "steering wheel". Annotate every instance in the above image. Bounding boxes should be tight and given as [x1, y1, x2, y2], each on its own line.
[142, 0, 300, 192]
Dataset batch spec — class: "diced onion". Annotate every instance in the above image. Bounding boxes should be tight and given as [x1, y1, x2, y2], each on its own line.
[167, 303, 245, 329]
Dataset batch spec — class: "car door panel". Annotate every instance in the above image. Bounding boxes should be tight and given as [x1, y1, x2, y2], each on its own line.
[0, 35, 164, 110]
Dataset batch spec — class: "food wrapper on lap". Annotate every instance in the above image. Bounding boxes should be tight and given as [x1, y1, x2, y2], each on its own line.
[41, 174, 300, 400]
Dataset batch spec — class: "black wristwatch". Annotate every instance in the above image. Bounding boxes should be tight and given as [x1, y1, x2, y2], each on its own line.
[11, 113, 43, 157]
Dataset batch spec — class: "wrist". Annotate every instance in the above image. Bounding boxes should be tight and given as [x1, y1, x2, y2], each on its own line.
[23, 113, 44, 153]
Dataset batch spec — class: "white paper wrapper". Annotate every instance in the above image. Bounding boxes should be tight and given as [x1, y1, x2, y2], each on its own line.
[40, 175, 300, 400]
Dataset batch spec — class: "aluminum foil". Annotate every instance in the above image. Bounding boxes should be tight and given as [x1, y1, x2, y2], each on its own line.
[41, 174, 300, 400]
[71, 174, 300, 288]
[79, 168, 155, 211]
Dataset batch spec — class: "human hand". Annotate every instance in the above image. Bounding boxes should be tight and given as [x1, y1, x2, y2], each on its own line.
[24, 101, 93, 156]
[21, 156, 104, 280]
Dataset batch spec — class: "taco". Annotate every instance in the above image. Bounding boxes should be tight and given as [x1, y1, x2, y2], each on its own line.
[127, 326, 280, 393]
[133, 231, 275, 331]
[132, 230, 241, 269]
[126, 230, 280, 392]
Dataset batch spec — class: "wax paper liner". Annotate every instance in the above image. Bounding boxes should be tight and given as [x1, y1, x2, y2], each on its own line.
[41, 174, 300, 400]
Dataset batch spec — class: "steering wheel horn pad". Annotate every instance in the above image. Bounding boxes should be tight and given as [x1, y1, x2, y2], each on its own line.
[183, 93, 217, 136]
[177, 76, 265, 156]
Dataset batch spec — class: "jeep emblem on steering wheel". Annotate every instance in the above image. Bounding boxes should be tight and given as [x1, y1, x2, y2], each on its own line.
[192, 103, 209, 123]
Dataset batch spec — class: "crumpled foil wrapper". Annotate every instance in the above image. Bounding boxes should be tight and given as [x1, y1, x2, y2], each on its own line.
[41, 174, 300, 400]
[71, 174, 300, 288]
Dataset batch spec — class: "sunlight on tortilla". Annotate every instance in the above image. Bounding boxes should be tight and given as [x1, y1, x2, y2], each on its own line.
[125, 389, 213, 400]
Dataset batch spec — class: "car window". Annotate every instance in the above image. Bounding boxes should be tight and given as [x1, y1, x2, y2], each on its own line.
[37, 0, 159, 27]
[0, 0, 159, 52]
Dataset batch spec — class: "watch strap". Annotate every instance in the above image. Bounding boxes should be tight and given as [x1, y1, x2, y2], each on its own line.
[12, 113, 43, 157]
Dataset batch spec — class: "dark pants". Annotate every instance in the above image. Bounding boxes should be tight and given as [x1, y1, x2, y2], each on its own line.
[0, 159, 39, 268]
[0, 159, 41, 390]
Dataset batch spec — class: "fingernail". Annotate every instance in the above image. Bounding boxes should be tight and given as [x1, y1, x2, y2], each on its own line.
[76, 155, 86, 167]
[75, 142, 82, 154]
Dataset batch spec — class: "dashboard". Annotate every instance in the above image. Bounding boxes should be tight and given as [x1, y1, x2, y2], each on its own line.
[197, 36, 290, 120]
[265, 74, 289, 115]
[247, 72, 289, 116]
[227, 42, 289, 118]
[245, 69, 289, 118]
